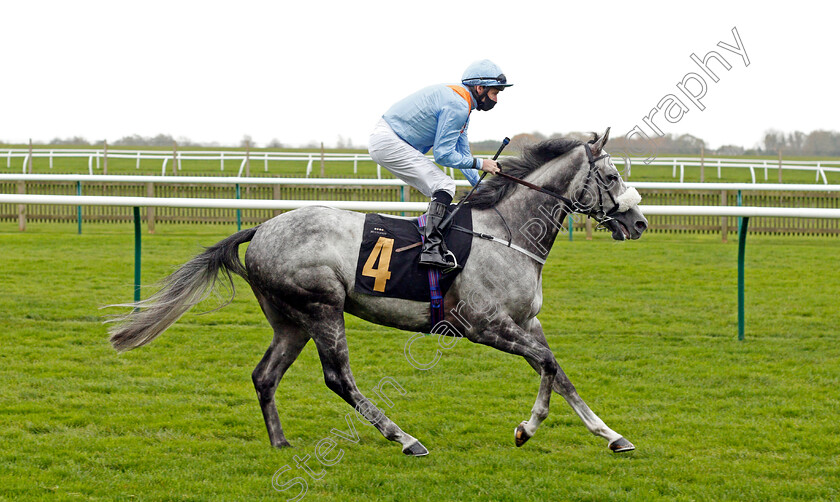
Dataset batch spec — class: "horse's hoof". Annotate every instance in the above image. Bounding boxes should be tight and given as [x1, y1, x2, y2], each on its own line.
[272, 440, 292, 449]
[514, 422, 532, 447]
[402, 441, 429, 457]
[608, 437, 635, 452]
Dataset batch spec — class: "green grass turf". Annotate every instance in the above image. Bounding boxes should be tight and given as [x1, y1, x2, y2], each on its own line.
[1, 222, 839, 500]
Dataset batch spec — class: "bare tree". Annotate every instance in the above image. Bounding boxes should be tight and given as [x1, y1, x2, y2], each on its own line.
[49, 136, 91, 146]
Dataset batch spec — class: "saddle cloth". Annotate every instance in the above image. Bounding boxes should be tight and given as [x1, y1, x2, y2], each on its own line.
[354, 206, 473, 302]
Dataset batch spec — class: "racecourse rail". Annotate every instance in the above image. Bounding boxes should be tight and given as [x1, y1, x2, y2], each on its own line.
[4, 174, 840, 235]
[4, 173, 840, 193]
[3, 185, 840, 342]
[6, 174, 840, 233]
[5, 148, 840, 183]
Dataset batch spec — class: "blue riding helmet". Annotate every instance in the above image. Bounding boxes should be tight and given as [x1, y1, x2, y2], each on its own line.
[461, 59, 513, 88]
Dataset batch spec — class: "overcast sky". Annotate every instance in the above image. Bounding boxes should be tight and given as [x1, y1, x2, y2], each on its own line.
[2, 0, 836, 149]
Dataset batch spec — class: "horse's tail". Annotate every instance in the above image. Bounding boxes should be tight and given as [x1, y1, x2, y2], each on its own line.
[106, 226, 259, 352]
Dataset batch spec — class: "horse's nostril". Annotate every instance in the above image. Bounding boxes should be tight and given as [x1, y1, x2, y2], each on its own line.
[635, 220, 648, 231]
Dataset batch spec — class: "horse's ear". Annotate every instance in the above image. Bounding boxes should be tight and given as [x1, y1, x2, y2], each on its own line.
[590, 127, 611, 155]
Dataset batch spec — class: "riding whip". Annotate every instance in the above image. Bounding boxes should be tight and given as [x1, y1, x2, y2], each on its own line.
[439, 137, 509, 231]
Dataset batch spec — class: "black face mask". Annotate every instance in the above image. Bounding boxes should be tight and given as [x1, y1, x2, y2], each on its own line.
[472, 87, 497, 111]
[477, 93, 496, 111]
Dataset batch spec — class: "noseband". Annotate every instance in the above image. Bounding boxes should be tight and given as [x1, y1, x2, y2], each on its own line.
[491, 143, 621, 224]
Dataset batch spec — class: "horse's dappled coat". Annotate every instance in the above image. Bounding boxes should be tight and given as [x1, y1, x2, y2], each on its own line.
[106, 130, 647, 456]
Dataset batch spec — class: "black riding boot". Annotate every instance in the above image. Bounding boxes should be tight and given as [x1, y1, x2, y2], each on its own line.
[419, 200, 457, 269]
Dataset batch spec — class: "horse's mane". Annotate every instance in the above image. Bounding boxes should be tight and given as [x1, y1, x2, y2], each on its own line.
[464, 134, 600, 209]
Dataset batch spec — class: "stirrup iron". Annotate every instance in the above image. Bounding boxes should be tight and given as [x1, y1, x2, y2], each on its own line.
[442, 251, 459, 273]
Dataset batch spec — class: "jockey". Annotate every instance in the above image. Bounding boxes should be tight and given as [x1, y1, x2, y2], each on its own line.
[368, 59, 513, 269]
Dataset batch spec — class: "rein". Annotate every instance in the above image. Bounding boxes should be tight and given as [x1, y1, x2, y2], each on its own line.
[493, 171, 576, 208]
[483, 143, 617, 222]
[455, 143, 623, 265]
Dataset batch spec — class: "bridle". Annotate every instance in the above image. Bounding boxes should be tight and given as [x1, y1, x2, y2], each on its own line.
[451, 143, 628, 265]
[489, 143, 622, 225]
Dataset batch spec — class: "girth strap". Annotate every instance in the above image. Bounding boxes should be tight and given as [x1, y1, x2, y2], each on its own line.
[450, 224, 546, 265]
[418, 214, 446, 326]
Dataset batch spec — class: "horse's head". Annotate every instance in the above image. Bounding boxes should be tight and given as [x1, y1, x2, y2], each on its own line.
[465, 129, 648, 241]
[572, 128, 648, 240]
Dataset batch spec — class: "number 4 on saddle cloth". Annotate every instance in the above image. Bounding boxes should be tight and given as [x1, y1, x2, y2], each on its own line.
[354, 206, 474, 326]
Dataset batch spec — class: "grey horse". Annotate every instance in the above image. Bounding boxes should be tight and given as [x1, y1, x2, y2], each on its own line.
[108, 129, 648, 456]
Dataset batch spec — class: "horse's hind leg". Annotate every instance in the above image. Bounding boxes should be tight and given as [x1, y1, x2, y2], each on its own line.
[526, 318, 634, 452]
[307, 310, 428, 456]
[252, 308, 311, 448]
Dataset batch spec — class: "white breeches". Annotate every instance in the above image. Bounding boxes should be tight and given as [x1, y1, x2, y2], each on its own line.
[368, 118, 455, 198]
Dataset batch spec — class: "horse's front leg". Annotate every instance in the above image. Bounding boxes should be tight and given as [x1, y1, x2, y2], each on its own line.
[472, 315, 558, 447]
[526, 318, 635, 452]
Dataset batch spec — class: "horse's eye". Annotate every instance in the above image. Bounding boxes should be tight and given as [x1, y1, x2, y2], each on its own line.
[607, 174, 619, 182]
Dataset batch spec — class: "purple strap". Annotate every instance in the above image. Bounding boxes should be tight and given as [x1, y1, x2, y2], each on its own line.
[417, 214, 445, 327]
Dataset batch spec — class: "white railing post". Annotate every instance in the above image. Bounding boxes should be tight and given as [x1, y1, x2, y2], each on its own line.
[49, 150, 54, 169]
[220, 152, 225, 171]
[717, 159, 721, 179]
[264, 153, 269, 172]
[6, 150, 11, 168]
[749, 165, 756, 183]
[96, 151, 100, 170]
[672, 159, 677, 178]
[679, 164, 684, 183]
[306, 155, 313, 177]
[354, 155, 358, 174]
[377, 164, 381, 179]
[763, 160, 768, 181]
[177, 151, 182, 171]
[88, 155, 94, 175]
[161, 158, 168, 176]
[136, 151, 141, 169]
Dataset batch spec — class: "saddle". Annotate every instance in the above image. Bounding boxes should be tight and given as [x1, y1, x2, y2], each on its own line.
[354, 206, 473, 324]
